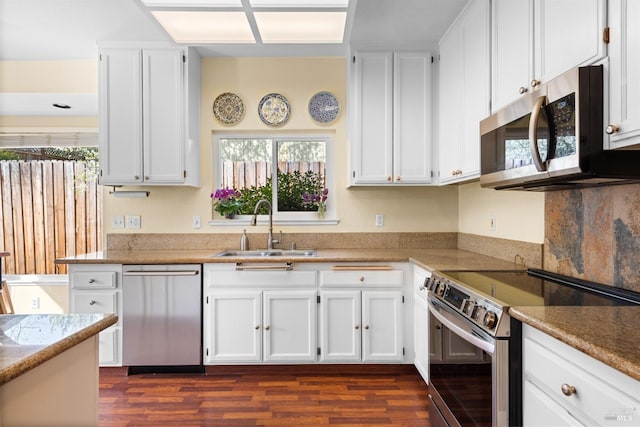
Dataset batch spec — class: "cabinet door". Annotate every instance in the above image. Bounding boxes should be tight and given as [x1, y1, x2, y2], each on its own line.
[99, 48, 143, 185]
[352, 51, 393, 184]
[204, 290, 262, 363]
[429, 314, 444, 363]
[413, 293, 429, 381]
[438, 0, 489, 184]
[534, 0, 606, 85]
[263, 290, 317, 362]
[491, 0, 533, 112]
[362, 290, 403, 362]
[142, 49, 185, 184]
[393, 52, 433, 184]
[319, 290, 361, 362]
[608, 0, 640, 149]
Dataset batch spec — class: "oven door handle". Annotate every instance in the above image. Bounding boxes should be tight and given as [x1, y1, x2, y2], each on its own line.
[428, 294, 496, 355]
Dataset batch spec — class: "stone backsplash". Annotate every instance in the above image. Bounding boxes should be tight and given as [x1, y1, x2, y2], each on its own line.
[545, 183, 640, 293]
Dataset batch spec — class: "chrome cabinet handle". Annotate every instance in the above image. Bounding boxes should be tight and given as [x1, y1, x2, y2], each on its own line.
[519, 86, 528, 94]
[531, 79, 540, 88]
[561, 383, 576, 396]
[88, 278, 96, 284]
[89, 300, 97, 305]
[359, 276, 365, 282]
[606, 125, 619, 135]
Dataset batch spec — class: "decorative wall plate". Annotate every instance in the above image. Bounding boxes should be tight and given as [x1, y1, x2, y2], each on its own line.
[258, 93, 290, 127]
[308, 91, 340, 123]
[213, 92, 244, 125]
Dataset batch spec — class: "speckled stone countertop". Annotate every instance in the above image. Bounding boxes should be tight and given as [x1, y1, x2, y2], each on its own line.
[0, 313, 118, 385]
[510, 306, 640, 382]
[55, 248, 523, 271]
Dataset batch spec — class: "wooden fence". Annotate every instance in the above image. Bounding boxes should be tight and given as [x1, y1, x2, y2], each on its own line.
[0, 160, 102, 275]
[222, 161, 325, 189]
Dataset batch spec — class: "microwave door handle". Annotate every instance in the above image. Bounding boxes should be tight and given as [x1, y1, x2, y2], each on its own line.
[529, 95, 548, 172]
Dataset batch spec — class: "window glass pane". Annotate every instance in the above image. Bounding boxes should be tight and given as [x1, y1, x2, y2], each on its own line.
[276, 141, 326, 212]
[219, 138, 272, 189]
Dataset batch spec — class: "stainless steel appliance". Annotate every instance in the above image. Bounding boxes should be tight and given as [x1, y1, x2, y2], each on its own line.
[122, 265, 202, 370]
[425, 268, 640, 427]
[480, 65, 640, 191]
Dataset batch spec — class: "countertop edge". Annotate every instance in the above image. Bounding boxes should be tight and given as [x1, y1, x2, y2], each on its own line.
[0, 314, 118, 386]
[510, 307, 640, 382]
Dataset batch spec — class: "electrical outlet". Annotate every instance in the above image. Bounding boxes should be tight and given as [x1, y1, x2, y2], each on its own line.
[111, 215, 125, 229]
[126, 215, 141, 229]
[375, 213, 384, 227]
[192, 215, 201, 229]
[490, 214, 496, 231]
[31, 297, 40, 309]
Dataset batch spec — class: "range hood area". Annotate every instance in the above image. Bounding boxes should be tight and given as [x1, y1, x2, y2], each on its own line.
[0, 92, 98, 146]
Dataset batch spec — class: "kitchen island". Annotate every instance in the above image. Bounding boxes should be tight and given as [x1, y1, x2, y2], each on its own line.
[0, 313, 117, 426]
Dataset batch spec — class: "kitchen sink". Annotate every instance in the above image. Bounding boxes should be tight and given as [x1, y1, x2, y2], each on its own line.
[215, 249, 317, 257]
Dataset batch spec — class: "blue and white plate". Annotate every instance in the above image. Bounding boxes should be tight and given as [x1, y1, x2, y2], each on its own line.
[308, 91, 340, 123]
[258, 93, 290, 127]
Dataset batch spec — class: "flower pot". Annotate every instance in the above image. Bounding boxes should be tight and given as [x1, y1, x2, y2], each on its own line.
[224, 213, 236, 219]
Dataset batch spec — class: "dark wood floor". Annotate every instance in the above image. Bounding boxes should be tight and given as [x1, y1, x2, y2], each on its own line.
[99, 365, 432, 426]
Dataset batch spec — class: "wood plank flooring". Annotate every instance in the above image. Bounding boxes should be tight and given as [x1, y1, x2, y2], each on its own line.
[99, 365, 431, 426]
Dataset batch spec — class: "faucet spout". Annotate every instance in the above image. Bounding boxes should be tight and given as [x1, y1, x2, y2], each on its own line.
[250, 199, 279, 249]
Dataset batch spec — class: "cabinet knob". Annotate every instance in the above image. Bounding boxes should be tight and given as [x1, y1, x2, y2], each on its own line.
[359, 276, 365, 282]
[364, 325, 370, 330]
[134, 175, 140, 180]
[265, 325, 270, 331]
[606, 124, 619, 135]
[435, 325, 441, 330]
[89, 300, 97, 306]
[255, 325, 260, 330]
[355, 325, 360, 330]
[561, 383, 576, 396]
[419, 286, 425, 291]
[88, 278, 96, 284]
[396, 176, 401, 181]
[518, 86, 528, 94]
[387, 176, 392, 181]
[144, 176, 149, 180]
[531, 79, 540, 88]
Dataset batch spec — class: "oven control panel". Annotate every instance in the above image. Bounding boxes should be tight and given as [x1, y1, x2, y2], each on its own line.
[425, 273, 503, 335]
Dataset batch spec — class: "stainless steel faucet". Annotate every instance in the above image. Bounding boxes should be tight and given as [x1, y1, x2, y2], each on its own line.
[250, 199, 279, 249]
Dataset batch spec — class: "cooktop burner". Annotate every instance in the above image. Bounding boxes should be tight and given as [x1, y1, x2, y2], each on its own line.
[426, 268, 640, 338]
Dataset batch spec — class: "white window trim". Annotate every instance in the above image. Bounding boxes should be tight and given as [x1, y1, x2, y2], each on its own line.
[209, 133, 338, 226]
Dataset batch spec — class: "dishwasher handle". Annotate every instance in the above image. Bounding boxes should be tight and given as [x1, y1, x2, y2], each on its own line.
[122, 270, 200, 277]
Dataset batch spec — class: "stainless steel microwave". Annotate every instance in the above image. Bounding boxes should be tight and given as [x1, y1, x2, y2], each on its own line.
[480, 65, 640, 191]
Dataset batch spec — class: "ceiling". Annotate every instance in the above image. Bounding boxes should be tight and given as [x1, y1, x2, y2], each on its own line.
[0, 0, 467, 60]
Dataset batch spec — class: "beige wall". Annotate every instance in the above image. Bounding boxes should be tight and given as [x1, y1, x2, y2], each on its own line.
[103, 56, 459, 235]
[458, 181, 545, 243]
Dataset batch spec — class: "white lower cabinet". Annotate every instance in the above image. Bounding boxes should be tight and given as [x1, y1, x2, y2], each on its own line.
[319, 267, 405, 363]
[68, 264, 122, 366]
[202, 265, 317, 364]
[413, 266, 430, 382]
[523, 324, 640, 426]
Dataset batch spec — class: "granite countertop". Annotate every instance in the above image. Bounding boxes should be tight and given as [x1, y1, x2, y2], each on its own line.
[55, 248, 523, 271]
[510, 306, 640, 382]
[0, 313, 118, 385]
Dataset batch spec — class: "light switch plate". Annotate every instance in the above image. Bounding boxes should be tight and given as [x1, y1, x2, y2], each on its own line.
[126, 215, 141, 229]
[111, 215, 125, 229]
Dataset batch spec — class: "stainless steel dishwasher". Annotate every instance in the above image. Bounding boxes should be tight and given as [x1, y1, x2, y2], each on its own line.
[122, 265, 202, 370]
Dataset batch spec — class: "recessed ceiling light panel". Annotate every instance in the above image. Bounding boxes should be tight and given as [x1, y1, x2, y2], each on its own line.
[249, 0, 348, 7]
[254, 11, 346, 43]
[151, 11, 255, 43]
[141, 0, 242, 6]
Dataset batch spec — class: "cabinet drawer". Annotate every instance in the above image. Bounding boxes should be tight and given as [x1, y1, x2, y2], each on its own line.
[523, 326, 640, 425]
[206, 270, 317, 288]
[71, 271, 117, 289]
[320, 270, 403, 288]
[72, 292, 117, 314]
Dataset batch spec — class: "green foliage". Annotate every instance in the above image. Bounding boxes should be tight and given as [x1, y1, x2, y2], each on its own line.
[277, 170, 324, 212]
[0, 150, 20, 160]
[236, 180, 273, 214]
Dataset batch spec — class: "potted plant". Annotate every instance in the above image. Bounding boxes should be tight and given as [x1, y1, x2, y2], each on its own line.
[211, 187, 243, 218]
[302, 187, 329, 218]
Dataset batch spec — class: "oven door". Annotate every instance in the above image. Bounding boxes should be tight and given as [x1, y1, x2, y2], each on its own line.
[428, 293, 509, 427]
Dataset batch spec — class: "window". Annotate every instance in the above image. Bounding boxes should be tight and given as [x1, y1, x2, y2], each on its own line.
[213, 135, 334, 223]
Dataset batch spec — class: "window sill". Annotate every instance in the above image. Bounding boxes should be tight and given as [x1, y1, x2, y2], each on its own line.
[208, 217, 339, 226]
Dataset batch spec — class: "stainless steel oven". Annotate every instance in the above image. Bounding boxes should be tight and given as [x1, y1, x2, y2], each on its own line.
[425, 269, 640, 427]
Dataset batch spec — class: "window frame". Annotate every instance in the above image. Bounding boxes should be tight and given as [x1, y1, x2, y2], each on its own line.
[211, 133, 337, 225]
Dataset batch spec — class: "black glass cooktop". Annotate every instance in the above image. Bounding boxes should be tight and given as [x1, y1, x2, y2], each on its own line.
[439, 268, 640, 308]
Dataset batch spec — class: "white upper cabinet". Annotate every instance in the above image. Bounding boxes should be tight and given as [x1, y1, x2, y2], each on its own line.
[607, 0, 640, 149]
[491, 0, 607, 112]
[98, 45, 200, 186]
[438, 0, 490, 185]
[351, 50, 433, 185]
